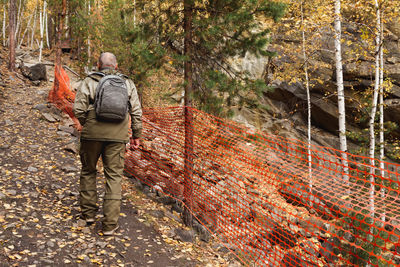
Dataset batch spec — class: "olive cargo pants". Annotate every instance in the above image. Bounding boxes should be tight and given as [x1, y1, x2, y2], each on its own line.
[79, 140, 125, 231]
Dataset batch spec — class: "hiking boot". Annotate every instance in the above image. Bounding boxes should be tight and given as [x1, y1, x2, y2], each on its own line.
[102, 225, 119, 236]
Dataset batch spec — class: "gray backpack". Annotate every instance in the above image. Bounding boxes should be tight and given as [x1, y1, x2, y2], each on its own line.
[91, 72, 129, 122]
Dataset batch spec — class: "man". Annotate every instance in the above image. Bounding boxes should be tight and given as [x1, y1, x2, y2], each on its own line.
[73, 52, 142, 235]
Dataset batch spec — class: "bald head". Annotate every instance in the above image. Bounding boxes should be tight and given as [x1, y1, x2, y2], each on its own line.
[98, 52, 118, 70]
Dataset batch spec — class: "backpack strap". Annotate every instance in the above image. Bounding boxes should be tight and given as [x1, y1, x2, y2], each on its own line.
[88, 72, 106, 82]
[117, 73, 129, 79]
[87, 72, 106, 104]
[88, 72, 128, 81]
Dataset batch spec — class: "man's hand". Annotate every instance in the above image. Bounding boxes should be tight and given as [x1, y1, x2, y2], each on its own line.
[130, 138, 140, 150]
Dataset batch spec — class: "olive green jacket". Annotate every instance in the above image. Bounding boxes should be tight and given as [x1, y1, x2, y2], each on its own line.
[73, 69, 142, 142]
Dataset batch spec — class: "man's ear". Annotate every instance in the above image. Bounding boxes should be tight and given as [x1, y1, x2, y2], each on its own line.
[115, 63, 118, 70]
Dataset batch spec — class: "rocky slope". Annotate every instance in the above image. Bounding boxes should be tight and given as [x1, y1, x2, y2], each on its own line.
[231, 18, 400, 160]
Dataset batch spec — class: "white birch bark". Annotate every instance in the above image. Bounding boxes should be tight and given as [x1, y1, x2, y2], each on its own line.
[30, 7, 37, 48]
[17, 8, 33, 48]
[300, 1, 313, 202]
[45, 1, 49, 48]
[368, 0, 382, 222]
[334, 0, 349, 181]
[379, 10, 385, 222]
[2, 0, 6, 46]
[87, 0, 91, 65]
[38, 1, 43, 62]
[65, 10, 68, 38]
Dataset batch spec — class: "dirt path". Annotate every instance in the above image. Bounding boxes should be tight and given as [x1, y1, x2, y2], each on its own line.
[0, 52, 233, 266]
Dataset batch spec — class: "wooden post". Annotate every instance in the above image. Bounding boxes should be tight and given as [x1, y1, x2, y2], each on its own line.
[8, 0, 16, 71]
[183, 0, 193, 227]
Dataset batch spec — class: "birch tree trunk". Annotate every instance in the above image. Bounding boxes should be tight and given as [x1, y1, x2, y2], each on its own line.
[45, 2, 49, 48]
[379, 10, 385, 222]
[14, 0, 21, 41]
[368, 0, 382, 222]
[18, 9, 34, 49]
[2, 0, 6, 47]
[64, 8, 68, 39]
[300, 1, 313, 202]
[334, 0, 349, 181]
[8, 0, 16, 71]
[87, 0, 90, 65]
[38, 7, 42, 60]
[38, 1, 45, 62]
[30, 7, 37, 48]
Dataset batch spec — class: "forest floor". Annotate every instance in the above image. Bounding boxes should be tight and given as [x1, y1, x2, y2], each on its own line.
[0, 47, 239, 266]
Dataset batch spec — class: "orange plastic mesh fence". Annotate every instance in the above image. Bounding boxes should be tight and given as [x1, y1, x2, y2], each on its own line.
[48, 65, 80, 127]
[125, 106, 400, 267]
[47, 70, 400, 266]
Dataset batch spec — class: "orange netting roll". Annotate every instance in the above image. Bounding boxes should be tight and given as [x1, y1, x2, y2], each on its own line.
[48, 65, 81, 128]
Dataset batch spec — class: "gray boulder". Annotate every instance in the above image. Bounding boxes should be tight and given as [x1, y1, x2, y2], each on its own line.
[20, 62, 47, 81]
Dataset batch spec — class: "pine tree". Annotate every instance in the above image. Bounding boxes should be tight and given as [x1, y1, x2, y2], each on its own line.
[183, 0, 194, 227]
[114, 0, 286, 115]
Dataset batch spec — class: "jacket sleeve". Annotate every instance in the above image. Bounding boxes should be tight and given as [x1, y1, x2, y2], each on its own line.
[128, 79, 143, 139]
[73, 79, 90, 126]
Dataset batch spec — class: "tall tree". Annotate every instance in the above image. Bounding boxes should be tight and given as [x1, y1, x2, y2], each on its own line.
[2, 0, 6, 47]
[183, 0, 194, 227]
[55, 0, 67, 67]
[99, 0, 285, 115]
[379, 11, 385, 176]
[45, 0, 49, 48]
[39, 0, 47, 62]
[334, 0, 349, 180]
[13, 0, 20, 40]
[87, 0, 91, 65]
[378, 9, 385, 222]
[8, 0, 16, 71]
[300, 0, 313, 201]
[17, 3, 34, 49]
[368, 0, 383, 220]
[30, 4, 36, 48]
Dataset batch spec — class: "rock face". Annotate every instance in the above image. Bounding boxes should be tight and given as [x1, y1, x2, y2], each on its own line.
[230, 20, 400, 149]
